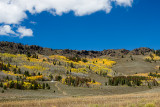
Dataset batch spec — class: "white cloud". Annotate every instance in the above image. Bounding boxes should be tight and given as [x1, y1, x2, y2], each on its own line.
[113, 0, 133, 6]
[0, 1, 27, 24]
[17, 26, 33, 38]
[0, 25, 33, 38]
[30, 21, 37, 25]
[0, 0, 133, 38]
[0, 25, 15, 36]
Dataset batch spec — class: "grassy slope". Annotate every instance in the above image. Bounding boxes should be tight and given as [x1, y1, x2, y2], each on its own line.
[0, 92, 160, 107]
[112, 55, 159, 75]
[1, 53, 160, 106]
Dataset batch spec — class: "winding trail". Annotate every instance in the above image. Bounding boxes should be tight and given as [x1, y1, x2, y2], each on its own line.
[55, 82, 67, 96]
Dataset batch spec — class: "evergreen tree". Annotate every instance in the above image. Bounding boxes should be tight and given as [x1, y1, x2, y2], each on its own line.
[6, 76, 9, 81]
[13, 68, 17, 74]
[49, 74, 53, 80]
[92, 79, 95, 83]
[70, 62, 74, 68]
[38, 72, 41, 76]
[47, 85, 50, 89]
[42, 83, 45, 89]
[24, 71, 29, 76]
[66, 70, 69, 74]
[18, 68, 21, 74]
[3, 85, 7, 90]
[0, 82, 3, 87]
[26, 52, 31, 57]
[46, 83, 49, 87]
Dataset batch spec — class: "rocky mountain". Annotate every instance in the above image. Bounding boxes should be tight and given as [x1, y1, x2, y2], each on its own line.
[0, 41, 154, 57]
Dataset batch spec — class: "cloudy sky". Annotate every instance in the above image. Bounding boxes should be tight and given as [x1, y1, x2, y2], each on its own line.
[0, 0, 160, 50]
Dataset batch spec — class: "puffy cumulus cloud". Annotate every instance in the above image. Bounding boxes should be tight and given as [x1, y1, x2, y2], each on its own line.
[0, 25, 16, 36]
[17, 27, 33, 38]
[0, 25, 33, 38]
[0, 1, 27, 24]
[0, 0, 133, 38]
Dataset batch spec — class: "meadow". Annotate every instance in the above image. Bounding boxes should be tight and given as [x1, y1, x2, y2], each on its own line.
[1, 50, 160, 107]
[0, 92, 160, 107]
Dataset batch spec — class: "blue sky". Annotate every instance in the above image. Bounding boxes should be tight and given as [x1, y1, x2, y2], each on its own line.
[0, 0, 160, 50]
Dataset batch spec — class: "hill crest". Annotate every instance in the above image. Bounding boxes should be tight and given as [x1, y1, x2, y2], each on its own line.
[0, 41, 153, 57]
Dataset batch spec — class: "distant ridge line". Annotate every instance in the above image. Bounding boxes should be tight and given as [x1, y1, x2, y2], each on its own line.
[0, 41, 154, 57]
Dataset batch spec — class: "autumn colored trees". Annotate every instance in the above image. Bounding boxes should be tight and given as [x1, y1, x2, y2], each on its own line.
[108, 76, 158, 86]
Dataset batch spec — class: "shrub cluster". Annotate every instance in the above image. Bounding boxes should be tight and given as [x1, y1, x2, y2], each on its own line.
[55, 75, 62, 81]
[32, 54, 38, 59]
[3, 80, 50, 90]
[108, 76, 151, 86]
[96, 71, 107, 77]
[153, 50, 160, 56]
[149, 72, 160, 78]
[145, 58, 152, 63]
[0, 62, 10, 71]
[67, 56, 81, 62]
[63, 76, 91, 87]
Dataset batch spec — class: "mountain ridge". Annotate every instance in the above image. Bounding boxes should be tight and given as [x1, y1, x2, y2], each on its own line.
[0, 41, 154, 57]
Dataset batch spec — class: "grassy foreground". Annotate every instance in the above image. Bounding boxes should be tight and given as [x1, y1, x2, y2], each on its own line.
[0, 93, 159, 107]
